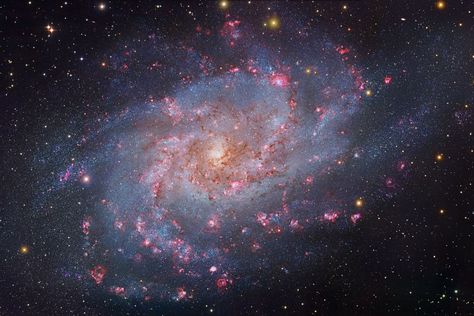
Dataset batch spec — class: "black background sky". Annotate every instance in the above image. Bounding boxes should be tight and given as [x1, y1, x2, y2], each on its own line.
[1, 0, 473, 315]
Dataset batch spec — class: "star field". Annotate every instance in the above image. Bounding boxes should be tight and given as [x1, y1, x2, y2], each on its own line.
[1, 1, 473, 315]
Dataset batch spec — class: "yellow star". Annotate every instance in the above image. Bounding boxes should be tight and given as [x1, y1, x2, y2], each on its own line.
[20, 245, 29, 254]
[219, 0, 229, 9]
[266, 16, 280, 30]
[435, 1, 446, 10]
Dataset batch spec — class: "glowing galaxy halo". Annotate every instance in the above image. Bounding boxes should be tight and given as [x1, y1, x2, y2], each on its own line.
[37, 15, 404, 302]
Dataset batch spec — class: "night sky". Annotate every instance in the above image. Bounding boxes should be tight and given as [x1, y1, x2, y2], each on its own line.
[1, 0, 473, 315]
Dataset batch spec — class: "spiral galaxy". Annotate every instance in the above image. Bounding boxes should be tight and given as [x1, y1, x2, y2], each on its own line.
[14, 2, 470, 313]
[49, 16, 372, 300]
